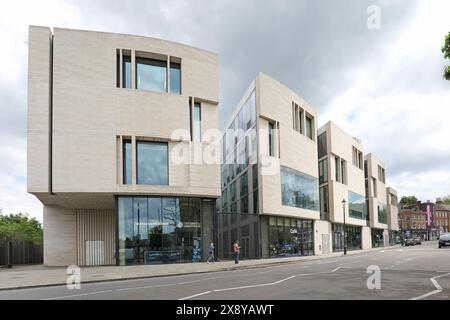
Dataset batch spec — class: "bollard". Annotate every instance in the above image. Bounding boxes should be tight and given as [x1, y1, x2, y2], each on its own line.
[7, 241, 13, 268]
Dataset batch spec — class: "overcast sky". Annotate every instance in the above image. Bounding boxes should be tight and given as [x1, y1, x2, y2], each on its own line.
[0, 0, 449, 222]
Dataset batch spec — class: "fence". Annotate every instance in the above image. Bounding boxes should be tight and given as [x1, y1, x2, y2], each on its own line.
[0, 236, 43, 267]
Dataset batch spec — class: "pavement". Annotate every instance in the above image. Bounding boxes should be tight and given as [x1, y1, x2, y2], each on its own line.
[0, 241, 449, 299]
[0, 245, 384, 290]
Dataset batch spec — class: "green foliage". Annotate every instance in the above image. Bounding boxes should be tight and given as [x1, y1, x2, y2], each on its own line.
[399, 195, 418, 206]
[442, 32, 450, 80]
[442, 196, 450, 205]
[0, 212, 43, 244]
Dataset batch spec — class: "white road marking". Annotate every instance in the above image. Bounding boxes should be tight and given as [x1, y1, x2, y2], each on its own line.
[178, 267, 343, 300]
[410, 272, 450, 300]
[41, 289, 113, 300]
[179, 291, 212, 300]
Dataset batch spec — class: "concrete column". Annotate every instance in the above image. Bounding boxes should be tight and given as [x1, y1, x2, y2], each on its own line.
[43, 205, 77, 266]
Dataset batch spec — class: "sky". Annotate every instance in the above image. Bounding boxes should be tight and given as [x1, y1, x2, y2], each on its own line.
[0, 0, 449, 222]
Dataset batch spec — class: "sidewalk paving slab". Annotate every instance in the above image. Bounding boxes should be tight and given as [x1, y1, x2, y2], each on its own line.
[0, 245, 400, 291]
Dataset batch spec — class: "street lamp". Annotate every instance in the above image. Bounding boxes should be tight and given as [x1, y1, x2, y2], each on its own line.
[342, 199, 347, 255]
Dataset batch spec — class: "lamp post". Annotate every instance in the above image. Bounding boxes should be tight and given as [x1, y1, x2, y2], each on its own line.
[342, 199, 347, 255]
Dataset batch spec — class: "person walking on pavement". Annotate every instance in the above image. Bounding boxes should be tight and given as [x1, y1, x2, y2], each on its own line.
[233, 240, 241, 264]
[207, 242, 215, 263]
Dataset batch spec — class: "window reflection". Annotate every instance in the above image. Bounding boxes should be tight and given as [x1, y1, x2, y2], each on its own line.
[137, 141, 168, 185]
[348, 191, 367, 220]
[136, 57, 167, 92]
[117, 196, 204, 265]
[280, 166, 319, 211]
[170, 62, 181, 94]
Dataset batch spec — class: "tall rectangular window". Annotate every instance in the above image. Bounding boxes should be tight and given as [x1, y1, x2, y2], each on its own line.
[122, 55, 132, 89]
[319, 158, 328, 184]
[137, 141, 168, 185]
[305, 115, 313, 140]
[193, 102, 201, 142]
[320, 185, 329, 220]
[341, 159, 347, 185]
[318, 132, 327, 159]
[268, 122, 275, 156]
[170, 62, 181, 94]
[123, 140, 132, 184]
[335, 156, 340, 182]
[136, 57, 167, 92]
[372, 177, 377, 197]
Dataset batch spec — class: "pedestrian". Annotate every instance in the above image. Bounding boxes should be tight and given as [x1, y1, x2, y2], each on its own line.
[233, 240, 241, 265]
[207, 242, 215, 263]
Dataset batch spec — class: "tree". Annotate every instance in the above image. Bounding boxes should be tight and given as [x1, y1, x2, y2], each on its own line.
[442, 31, 450, 80]
[0, 212, 43, 244]
[399, 196, 418, 207]
[442, 196, 450, 205]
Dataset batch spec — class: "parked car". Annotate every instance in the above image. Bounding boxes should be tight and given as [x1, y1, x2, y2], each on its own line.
[413, 237, 422, 245]
[403, 238, 415, 246]
[438, 233, 450, 248]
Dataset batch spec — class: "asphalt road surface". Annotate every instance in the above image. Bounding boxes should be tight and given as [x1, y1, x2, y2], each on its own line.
[0, 241, 449, 300]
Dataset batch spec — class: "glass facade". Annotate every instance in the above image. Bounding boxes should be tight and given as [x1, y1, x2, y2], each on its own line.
[280, 166, 319, 211]
[137, 141, 168, 185]
[218, 213, 260, 260]
[332, 223, 362, 252]
[378, 203, 387, 224]
[117, 196, 213, 265]
[371, 228, 384, 247]
[170, 62, 181, 94]
[136, 57, 167, 92]
[348, 191, 367, 220]
[269, 217, 313, 257]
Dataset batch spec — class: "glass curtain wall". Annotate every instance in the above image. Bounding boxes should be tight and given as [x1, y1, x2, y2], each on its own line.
[280, 166, 319, 211]
[117, 196, 206, 265]
[332, 223, 362, 252]
[268, 217, 314, 257]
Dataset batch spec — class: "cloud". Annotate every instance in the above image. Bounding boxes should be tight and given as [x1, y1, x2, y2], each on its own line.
[0, 0, 449, 221]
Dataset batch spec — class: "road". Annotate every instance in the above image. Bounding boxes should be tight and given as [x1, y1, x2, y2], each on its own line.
[0, 241, 449, 300]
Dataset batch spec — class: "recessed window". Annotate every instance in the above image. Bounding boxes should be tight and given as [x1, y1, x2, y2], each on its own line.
[292, 103, 304, 134]
[268, 122, 275, 156]
[123, 55, 132, 89]
[378, 165, 386, 183]
[193, 102, 201, 142]
[318, 132, 327, 159]
[137, 141, 168, 185]
[136, 57, 167, 92]
[123, 140, 132, 184]
[170, 62, 181, 94]
[305, 115, 313, 140]
[319, 158, 328, 184]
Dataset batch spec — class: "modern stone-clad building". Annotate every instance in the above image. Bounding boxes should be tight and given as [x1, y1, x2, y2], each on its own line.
[28, 26, 402, 267]
[28, 26, 220, 266]
[217, 73, 320, 259]
[317, 121, 372, 253]
[386, 187, 400, 244]
[364, 153, 389, 247]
